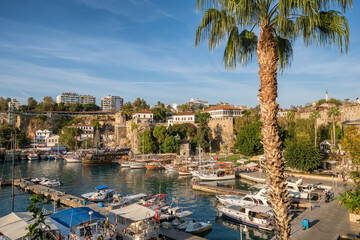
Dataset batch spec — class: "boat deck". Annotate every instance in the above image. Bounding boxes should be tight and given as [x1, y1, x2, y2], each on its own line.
[160, 228, 207, 240]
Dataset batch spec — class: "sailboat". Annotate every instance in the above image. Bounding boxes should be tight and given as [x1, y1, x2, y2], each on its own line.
[28, 135, 39, 161]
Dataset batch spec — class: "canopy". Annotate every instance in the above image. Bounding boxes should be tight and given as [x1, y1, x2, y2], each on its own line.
[0, 212, 59, 239]
[95, 186, 109, 190]
[246, 162, 258, 168]
[111, 204, 155, 221]
[50, 207, 105, 236]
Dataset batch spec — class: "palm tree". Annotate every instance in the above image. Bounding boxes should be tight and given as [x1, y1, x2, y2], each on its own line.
[195, 1, 351, 239]
[286, 111, 295, 124]
[327, 107, 341, 153]
[310, 111, 321, 146]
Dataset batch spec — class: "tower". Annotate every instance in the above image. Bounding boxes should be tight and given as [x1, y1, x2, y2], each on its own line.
[326, 90, 328, 102]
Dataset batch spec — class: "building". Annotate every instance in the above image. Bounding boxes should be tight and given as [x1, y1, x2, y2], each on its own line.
[46, 135, 60, 147]
[68, 124, 94, 140]
[56, 93, 96, 105]
[205, 106, 242, 118]
[132, 111, 153, 123]
[101, 95, 123, 111]
[80, 95, 96, 104]
[169, 112, 196, 126]
[35, 129, 53, 146]
[186, 98, 209, 108]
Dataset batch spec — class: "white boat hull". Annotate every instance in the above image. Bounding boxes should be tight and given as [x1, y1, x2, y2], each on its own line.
[198, 174, 235, 181]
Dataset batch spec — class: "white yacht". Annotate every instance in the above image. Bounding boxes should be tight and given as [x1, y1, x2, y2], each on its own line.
[217, 188, 270, 206]
[286, 177, 315, 199]
[197, 169, 235, 181]
[82, 186, 116, 202]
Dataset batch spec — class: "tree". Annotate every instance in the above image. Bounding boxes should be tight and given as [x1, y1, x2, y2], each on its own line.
[132, 97, 149, 112]
[286, 111, 295, 124]
[195, 115, 212, 151]
[196, 112, 211, 124]
[234, 121, 263, 157]
[83, 103, 99, 111]
[153, 125, 168, 146]
[310, 111, 321, 146]
[195, 0, 350, 238]
[68, 103, 84, 112]
[121, 101, 134, 120]
[340, 126, 360, 170]
[328, 98, 343, 106]
[25, 195, 50, 239]
[0, 124, 28, 149]
[152, 108, 166, 122]
[0, 97, 10, 111]
[284, 139, 323, 171]
[59, 127, 77, 149]
[161, 135, 180, 153]
[138, 130, 155, 154]
[327, 107, 341, 153]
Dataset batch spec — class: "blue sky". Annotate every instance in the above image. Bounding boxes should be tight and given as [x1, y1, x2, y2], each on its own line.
[0, 0, 359, 108]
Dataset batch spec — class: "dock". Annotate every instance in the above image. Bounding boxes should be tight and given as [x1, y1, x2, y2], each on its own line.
[13, 179, 209, 240]
[192, 183, 250, 196]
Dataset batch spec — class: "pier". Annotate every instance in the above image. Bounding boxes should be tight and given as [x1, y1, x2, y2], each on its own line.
[192, 183, 250, 196]
[13, 179, 208, 240]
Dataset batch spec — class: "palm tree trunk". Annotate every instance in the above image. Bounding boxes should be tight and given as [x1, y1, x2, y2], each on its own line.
[257, 25, 290, 240]
[314, 120, 318, 146]
[333, 120, 336, 152]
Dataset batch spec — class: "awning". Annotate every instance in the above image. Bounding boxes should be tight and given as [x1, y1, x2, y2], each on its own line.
[95, 186, 109, 190]
[111, 204, 155, 221]
[246, 162, 258, 168]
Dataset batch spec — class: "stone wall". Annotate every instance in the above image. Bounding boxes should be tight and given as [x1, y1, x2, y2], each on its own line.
[208, 117, 236, 152]
[298, 104, 360, 127]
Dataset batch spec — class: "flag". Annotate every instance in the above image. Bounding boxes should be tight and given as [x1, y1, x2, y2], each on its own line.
[59, 234, 62, 240]
[155, 211, 160, 223]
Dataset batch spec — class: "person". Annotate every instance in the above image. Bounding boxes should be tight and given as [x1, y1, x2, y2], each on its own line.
[105, 217, 110, 233]
[85, 223, 92, 237]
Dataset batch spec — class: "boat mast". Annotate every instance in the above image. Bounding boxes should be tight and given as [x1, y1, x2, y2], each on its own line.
[142, 132, 144, 161]
[11, 133, 15, 212]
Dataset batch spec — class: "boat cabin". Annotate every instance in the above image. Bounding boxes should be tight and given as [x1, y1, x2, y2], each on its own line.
[110, 204, 159, 240]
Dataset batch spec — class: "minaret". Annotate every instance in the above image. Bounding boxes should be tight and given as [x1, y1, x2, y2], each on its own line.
[326, 90, 328, 102]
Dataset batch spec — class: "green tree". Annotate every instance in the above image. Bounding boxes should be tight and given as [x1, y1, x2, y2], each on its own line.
[152, 108, 166, 122]
[286, 111, 295, 124]
[27, 97, 38, 110]
[284, 139, 323, 171]
[340, 126, 360, 171]
[121, 101, 134, 120]
[161, 135, 180, 153]
[328, 98, 343, 106]
[234, 121, 263, 156]
[196, 0, 350, 238]
[59, 127, 78, 149]
[310, 111, 321, 146]
[195, 117, 212, 152]
[138, 130, 155, 154]
[327, 107, 341, 153]
[153, 125, 168, 145]
[68, 103, 84, 112]
[132, 97, 149, 112]
[0, 124, 28, 149]
[196, 112, 211, 124]
[25, 195, 50, 239]
[317, 99, 327, 106]
[83, 103, 99, 111]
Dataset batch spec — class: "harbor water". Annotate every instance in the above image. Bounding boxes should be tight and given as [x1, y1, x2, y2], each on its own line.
[0, 159, 274, 240]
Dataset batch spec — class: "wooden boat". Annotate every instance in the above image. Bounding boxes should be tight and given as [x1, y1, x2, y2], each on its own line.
[145, 162, 165, 170]
[82, 148, 130, 165]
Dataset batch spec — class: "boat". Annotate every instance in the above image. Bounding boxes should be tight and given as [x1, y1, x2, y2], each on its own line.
[158, 206, 193, 221]
[286, 177, 315, 199]
[82, 148, 131, 165]
[50, 207, 113, 239]
[145, 162, 165, 170]
[185, 221, 212, 234]
[27, 153, 39, 161]
[217, 187, 270, 206]
[64, 153, 82, 163]
[31, 177, 49, 184]
[110, 203, 159, 240]
[40, 178, 62, 187]
[164, 164, 178, 173]
[218, 204, 274, 231]
[121, 162, 132, 167]
[197, 169, 235, 181]
[81, 186, 116, 202]
[130, 162, 146, 169]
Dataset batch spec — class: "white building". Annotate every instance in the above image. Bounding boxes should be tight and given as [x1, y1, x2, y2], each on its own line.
[8, 99, 20, 110]
[205, 106, 242, 118]
[46, 135, 59, 147]
[101, 95, 123, 111]
[169, 112, 196, 126]
[132, 111, 153, 123]
[80, 95, 96, 104]
[187, 98, 209, 108]
[35, 129, 53, 145]
[56, 93, 96, 105]
[68, 124, 94, 139]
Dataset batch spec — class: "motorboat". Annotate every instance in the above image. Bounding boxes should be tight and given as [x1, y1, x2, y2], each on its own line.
[121, 162, 132, 167]
[40, 178, 62, 187]
[50, 207, 112, 239]
[286, 177, 315, 199]
[197, 169, 235, 181]
[185, 221, 212, 234]
[129, 162, 146, 169]
[27, 153, 39, 161]
[110, 204, 159, 240]
[64, 153, 82, 163]
[218, 204, 274, 231]
[158, 206, 193, 221]
[217, 188, 270, 206]
[31, 177, 49, 184]
[82, 186, 116, 202]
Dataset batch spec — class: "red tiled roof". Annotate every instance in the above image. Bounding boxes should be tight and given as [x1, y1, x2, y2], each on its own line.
[134, 111, 152, 114]
[173, 112, 196, 116]
[205, 106, 242, 111]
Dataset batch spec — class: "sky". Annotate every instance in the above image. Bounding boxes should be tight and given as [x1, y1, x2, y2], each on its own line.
[0, 0, 359, 109]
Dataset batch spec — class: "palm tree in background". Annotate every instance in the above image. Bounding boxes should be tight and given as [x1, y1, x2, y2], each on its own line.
[310, 111, 321, 146]
[195, 1, 351, 239]
[327, 107, 341, 153]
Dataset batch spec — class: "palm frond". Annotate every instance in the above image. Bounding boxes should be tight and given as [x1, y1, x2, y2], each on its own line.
[295, 10, 349, 53]
[195, 8, 236, 50]
[223, 29, 258, 70]
[275, 36, 293, 71]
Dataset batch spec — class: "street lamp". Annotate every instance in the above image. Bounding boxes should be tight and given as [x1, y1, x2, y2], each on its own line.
[89, 211, 93, 224]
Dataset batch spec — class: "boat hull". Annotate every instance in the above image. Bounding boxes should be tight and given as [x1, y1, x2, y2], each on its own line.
[198, 175, 235, 181]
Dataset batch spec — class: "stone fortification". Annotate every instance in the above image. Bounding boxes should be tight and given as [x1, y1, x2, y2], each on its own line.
[208, 117, 236, 152]
[297, 104, 360, 127]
